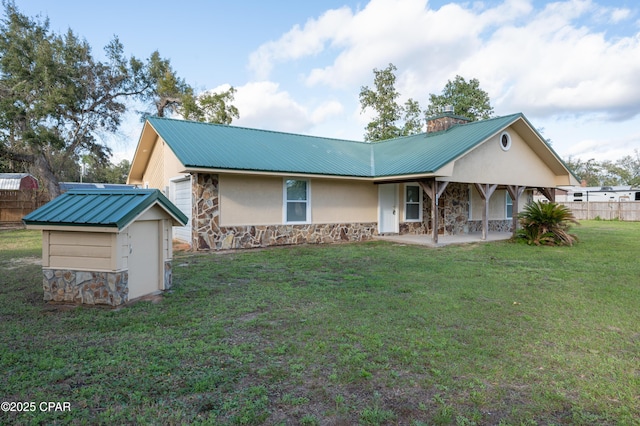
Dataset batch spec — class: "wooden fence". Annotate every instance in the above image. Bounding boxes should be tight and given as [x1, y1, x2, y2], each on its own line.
[560, 201, 640, 221]
[0, 190, 48, 223]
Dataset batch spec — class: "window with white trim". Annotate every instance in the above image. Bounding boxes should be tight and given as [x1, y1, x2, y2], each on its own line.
[404, 184, 422, 222]
[506, 192, 513, 219]
[284, 179, 310, 223]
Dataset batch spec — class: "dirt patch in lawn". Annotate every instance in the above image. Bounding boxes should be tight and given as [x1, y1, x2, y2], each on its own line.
[4, 256, 41, 269]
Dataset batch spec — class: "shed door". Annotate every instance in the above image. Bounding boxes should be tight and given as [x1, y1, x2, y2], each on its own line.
[378, 184, 399, 234]
[128, 221, 160, 300]
[170, 177, 192, 244]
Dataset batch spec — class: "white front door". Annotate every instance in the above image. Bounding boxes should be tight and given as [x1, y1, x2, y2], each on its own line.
[378, 184, 399, 234]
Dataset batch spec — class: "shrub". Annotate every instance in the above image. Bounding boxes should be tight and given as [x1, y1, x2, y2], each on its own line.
[517, 201, 579, 246]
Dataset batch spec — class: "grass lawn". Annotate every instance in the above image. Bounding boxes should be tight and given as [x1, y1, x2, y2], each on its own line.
[1, 221, 639, 425]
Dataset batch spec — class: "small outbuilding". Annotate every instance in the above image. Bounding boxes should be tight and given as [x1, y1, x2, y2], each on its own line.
[0, 173, 43, 223]
[0, 173, 39, 191]
[23, 189, 188, 306]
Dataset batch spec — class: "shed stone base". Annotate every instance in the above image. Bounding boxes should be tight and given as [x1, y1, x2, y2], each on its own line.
[43, 269, 128, 307]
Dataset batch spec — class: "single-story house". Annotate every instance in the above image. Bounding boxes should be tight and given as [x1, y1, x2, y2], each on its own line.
[127, 112, 579, 250]
[23, 189, 188, 306]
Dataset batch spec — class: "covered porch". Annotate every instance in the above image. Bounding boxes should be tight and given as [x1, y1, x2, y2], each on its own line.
[416, 178, 557, 244]
[377, 178, 558, 245]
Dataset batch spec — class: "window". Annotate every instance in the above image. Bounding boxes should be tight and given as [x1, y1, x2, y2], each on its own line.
[499, 131, 512, 151]
[284, 179, 310, 223]
[506, 192, 513, 219]
[404, 184, 422, 222]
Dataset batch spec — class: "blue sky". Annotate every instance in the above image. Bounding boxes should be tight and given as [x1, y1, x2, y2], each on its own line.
[18, 0, 640, 164]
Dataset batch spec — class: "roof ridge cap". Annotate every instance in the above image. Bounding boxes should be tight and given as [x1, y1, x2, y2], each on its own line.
[148, 116, 367, 144]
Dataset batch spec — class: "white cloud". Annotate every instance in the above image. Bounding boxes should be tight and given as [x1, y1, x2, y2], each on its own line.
[609, 8, 631, 23]
[237, 0, 640, 159]
[248, 7, 354, 80]
[233, 81, 345, 134]
[233, 81, 312, 132]
[311, 100, 344, 123]
[248, 0, 640, 123]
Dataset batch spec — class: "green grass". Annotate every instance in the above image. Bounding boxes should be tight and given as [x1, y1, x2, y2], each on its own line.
[1, 221, 639, 425]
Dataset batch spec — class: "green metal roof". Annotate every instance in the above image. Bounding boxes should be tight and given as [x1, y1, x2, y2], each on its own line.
[372, 114, 524, 176]
[23, 189, 188, 229]
[147, 117, 373, 177]
[146, 113, 526, 178]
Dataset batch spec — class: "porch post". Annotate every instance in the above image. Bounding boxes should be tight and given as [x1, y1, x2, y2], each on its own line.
[506, 185, 526, 239]
[474, 183, 498, 240]
[537, 187, 556, 202]
[419, 179, 449, 244]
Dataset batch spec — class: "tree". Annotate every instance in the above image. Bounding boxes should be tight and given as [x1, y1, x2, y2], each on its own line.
[609, 150, 640, 186]
[401, 98, 423, 136]
[425, 75, 493, 121]
[139, 51, 192, 118]
[0, 3, 238, 197]
[565, 157, 603, 187]
[359, 63, 423, 141]
[359, 64, 403, 141]
[140, 52, 239, 124]
[80, 157, 130, 184]
[0, 3, 150, 198]
[181, 87, 239, 125]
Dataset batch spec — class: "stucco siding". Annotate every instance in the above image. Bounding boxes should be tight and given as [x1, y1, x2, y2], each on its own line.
[219, 174, 282, 226]
[448, 126, 558, 187]
[470, 188, 528, 220]
[219, 174, 378, 226]
[312, 179, 378, 223]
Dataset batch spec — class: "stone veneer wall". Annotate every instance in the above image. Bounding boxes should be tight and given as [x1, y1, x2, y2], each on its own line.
[43, 269, 128, 306]
[191, 174, 512, 248]
[192, 173, 377, 250]
[399, 183, 471, 236]
[468, 220, 513, 233]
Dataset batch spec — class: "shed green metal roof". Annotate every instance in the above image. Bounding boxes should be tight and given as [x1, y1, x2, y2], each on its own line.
[145, 113, 526, 178]
[22, 189, 188, 229]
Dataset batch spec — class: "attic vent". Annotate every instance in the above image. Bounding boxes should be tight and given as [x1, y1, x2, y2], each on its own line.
[499, 131, 512, 151]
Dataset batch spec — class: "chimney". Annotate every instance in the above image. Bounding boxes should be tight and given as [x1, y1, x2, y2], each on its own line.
[581, 179, 587, 187]
[426, 106, 471, 133]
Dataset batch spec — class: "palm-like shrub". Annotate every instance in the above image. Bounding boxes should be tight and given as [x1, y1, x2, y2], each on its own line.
[517, 201, 579, 246]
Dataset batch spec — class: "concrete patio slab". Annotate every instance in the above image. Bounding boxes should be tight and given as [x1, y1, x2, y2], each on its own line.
[375, 232, 513, 247]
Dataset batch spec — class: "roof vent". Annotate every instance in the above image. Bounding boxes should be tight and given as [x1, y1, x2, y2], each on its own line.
[443, 105, 454, 113]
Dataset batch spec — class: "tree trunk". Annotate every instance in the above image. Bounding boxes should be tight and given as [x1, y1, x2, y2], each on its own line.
[33, 153, 61, 199]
